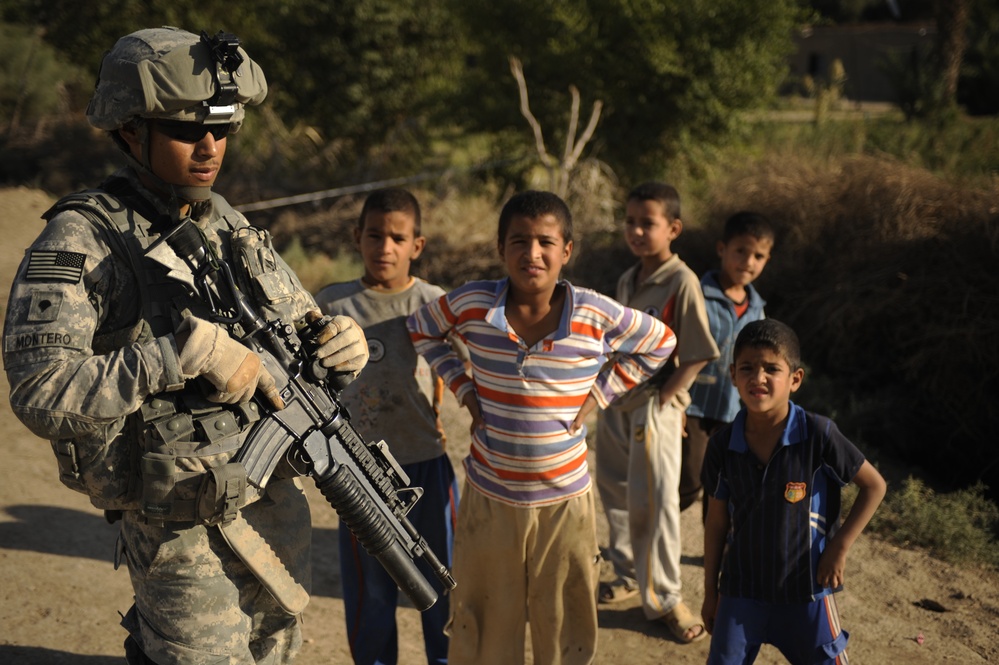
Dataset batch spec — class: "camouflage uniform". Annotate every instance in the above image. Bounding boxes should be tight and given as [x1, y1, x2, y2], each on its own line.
[2, 28, 321, 665]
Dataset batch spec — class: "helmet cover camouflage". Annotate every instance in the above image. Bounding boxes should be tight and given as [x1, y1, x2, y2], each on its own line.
[86, 26, 267, 131]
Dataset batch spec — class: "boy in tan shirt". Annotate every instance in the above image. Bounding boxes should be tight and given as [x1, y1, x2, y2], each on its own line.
[596, 182, 719, 643]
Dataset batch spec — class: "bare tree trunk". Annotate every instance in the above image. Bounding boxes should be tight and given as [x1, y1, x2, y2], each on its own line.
[509, 57, 602, 198]
[935, 0, 969, 103]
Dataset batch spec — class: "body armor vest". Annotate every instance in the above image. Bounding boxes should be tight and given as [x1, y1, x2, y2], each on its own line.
[46, 178, 294, 524]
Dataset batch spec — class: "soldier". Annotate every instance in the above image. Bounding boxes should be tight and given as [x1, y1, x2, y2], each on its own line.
[2, 27, 368, 664]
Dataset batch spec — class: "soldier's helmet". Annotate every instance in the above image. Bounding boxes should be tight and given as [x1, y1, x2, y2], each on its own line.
[86, 26, 267, 132]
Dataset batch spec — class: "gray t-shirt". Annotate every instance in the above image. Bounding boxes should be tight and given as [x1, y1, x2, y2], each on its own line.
[315, 278, 457, 465]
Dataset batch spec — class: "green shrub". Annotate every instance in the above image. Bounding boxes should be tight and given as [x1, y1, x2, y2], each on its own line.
[846, 477, 999, 569]
[0, 23, 90, 136]
[733, 114, 999, 182]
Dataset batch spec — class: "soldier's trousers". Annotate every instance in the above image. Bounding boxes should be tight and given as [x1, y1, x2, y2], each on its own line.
[119, 512, 302, 665]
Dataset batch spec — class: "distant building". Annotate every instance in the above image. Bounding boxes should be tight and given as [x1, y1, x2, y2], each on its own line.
[789, 23, 937, 103]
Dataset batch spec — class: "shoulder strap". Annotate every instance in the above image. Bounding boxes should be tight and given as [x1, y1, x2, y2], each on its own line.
[211, 191, 247, 232]
[45, 189, 136, 263]
[45, 187, 160, 348]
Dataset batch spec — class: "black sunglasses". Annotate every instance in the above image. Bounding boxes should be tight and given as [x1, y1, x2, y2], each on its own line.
[154, 120, 231, 143]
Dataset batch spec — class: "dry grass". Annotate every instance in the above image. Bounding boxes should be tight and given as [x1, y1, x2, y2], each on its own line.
[267, 151, 999, 512]
[702, 154, 999, 498]
[271, 160, 624, 292]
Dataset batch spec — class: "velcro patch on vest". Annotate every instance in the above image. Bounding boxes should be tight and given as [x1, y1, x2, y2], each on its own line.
[27, 291, 64, 322]
[25, 250, 86, 283]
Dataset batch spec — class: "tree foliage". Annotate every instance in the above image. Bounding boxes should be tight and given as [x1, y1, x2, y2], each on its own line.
[1, 0, 805, 182]
[244, 0, 466, 173]
[0, 22, 89, 137]
[959, 0, 999, 115]
[0, 0, 465, 173]
[0, 0, 255, 67]
[445, 0, 806, 180]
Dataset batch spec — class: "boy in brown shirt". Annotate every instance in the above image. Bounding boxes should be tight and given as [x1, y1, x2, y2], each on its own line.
[596, 182, 719, 643]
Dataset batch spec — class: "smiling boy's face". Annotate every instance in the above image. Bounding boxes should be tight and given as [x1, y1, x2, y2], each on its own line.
[730, 345, 803, 417]
[499, 213, 572, 298]
[717, 233, 773, 290]
[623, 198, 681, 263]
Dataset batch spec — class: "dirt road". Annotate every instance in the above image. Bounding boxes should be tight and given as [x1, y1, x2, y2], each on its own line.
[1, 187, 996, 664]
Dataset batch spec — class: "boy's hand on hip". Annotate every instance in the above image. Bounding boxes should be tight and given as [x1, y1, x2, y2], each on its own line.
[461, 391, 485, 435]
[569, 394, 599, 434]
[657, 385, 678, 410]
[816, 544, 848, 589]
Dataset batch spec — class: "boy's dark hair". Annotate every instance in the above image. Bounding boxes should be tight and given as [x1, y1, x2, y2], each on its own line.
[358, 188, 422, 235]
[628, 181, 681, 221]
[498, 190, 573, 245]
[722, 211, 775, 243]
[734, 319, 802, 371]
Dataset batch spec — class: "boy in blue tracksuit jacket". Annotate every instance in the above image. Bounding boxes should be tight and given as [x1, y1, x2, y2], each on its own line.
[682, 212, 774, 514]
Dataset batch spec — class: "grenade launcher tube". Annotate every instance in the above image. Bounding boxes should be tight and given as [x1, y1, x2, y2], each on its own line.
[235, 330, 454, 611]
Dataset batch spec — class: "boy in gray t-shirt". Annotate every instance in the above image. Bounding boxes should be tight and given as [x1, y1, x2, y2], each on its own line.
[315, 188, 463, 665]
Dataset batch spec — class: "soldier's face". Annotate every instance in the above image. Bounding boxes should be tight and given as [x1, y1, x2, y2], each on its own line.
[121, 121, 227, 191]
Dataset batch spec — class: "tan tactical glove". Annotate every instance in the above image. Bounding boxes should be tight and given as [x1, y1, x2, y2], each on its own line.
[304, 309, 369, 377]
[175, 316, 285, 410]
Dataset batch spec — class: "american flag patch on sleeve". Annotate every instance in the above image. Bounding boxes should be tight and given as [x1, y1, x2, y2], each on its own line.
[25, 250, 86, 283]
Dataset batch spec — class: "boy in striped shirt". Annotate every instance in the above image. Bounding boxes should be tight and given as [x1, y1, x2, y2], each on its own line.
[701, 319, 886, 664]
[407, 191, 676, 665]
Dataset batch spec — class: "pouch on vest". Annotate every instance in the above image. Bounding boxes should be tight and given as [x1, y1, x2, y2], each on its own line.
[51, 419, 142, 512]
[140, 452, 176, 519]
[197, 462, 248, 525]
[230, 226, 313, 324]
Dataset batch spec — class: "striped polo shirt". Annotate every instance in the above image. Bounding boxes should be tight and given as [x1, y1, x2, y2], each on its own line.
[703, 403, 865, 602]
[407, 278, 676, 507]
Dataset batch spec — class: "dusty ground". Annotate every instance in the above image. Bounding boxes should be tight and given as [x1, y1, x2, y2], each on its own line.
[1, 185, 997, 664]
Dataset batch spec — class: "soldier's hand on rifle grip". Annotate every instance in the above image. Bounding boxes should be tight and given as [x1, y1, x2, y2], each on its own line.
[175, 315, 285, 410]
[303, 310, 369, 380]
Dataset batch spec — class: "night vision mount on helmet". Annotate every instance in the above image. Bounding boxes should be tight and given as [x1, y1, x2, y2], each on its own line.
[86, 26, 267, 131]
[86, 26, 268, 207]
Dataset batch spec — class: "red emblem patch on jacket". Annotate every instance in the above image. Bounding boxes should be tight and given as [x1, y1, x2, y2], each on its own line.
[784, 482, 807, 503]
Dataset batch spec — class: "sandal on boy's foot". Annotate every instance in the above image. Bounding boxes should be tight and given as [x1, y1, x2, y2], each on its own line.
[598, 577, 639, 604]
[661, 601, 707, 644]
